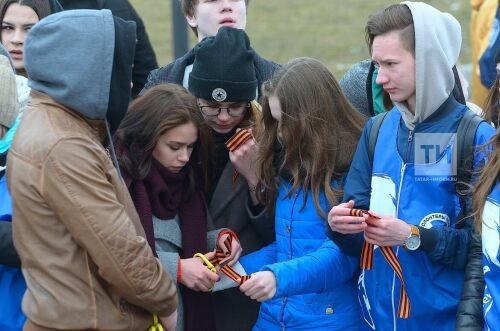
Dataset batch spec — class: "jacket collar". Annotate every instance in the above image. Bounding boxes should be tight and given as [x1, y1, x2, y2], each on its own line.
[30, 90, 108, 142]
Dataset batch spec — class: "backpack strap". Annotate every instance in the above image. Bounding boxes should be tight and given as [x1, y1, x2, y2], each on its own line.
[455, 109, 484, 224]
[456, 109, 483, 192]
[368, 111, 390, 164]
[452, 65, 466, 105]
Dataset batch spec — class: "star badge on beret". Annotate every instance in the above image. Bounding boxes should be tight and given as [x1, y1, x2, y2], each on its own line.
[212, 88, 227, 102]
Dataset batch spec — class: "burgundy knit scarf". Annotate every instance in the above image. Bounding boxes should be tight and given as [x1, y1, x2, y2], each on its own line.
[122, 158, 215, 331]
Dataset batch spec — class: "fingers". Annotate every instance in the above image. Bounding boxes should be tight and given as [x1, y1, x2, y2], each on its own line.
[345, 200, 355, 208]
[229, 138, 256, 157]
[216, 235, 231, 257]
[225, 240, 242, 266]
[240, 272, 276, 302]
[204, 250, 217, 260]
[159, 309, 178, 331]
[364, 232, 383, 246]
[328, 201, 357, 218]
[194, 270, 219, 292]
[327, 200, 369, 234]
[240, 277, 260, 298]
[219, 248, 242, 268]
[332, 221, 366, 234]
[241, 280, 270, 301]
[182, 257, 219, 292]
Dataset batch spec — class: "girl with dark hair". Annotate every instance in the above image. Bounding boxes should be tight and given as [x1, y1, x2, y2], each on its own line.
[114, 84, 242, 331]
[0, 0, 55, 76]
[239, 57, 365, 330]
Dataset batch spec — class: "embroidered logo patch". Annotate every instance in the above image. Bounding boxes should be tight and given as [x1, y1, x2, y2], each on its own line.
[212, 88, 227, 102]
[419, 213, 450, 228]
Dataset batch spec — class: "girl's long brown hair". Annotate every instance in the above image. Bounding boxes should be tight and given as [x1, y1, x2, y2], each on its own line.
[256, 57, 366, 219]
[115, 84, 213, 196]
[474, 74, 500, 233]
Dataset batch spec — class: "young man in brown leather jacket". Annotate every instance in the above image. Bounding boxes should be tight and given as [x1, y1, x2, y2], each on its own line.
[7, 9, 178, 331]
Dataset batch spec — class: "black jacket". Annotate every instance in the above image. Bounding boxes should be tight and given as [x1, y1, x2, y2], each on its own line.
[59, 0, 158, 98]
[142, 47, 280, 99]
[456, 233, 485, 330]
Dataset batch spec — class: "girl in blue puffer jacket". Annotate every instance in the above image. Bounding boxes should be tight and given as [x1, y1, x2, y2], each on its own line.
[239, 57, 366, 331]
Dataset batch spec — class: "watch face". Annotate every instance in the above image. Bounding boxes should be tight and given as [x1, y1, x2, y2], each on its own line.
[405, 235, 421, 251]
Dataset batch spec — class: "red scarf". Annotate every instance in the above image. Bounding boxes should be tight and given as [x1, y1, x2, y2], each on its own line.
[121, 158, 215, 331]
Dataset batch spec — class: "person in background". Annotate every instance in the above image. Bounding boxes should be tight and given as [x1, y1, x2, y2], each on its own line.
[238, 57, 364, 331]
[0, 0, 58, 77]
[470, 0, 499, 106]
[142, 0, 279, 100]
[7, 9, 177, 330]
[59, 0, 158, 98]
[1, 0, 61, 112]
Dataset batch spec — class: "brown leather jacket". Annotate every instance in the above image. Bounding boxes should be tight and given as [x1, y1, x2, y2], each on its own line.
[7, 91, 178, 330]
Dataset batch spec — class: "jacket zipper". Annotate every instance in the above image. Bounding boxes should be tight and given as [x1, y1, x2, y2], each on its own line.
[391, 129, 412, 330]
[279, 190, 300, 330]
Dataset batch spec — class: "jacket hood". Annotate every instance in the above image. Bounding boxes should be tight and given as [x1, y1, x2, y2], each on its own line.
[24, 9, 136, 132]
[397, 2, 462, 130]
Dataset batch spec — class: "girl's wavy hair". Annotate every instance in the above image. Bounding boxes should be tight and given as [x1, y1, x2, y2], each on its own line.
[473, 70, 499, 234]
[256, 57, 366, 219]
[115, 84, 213, 196]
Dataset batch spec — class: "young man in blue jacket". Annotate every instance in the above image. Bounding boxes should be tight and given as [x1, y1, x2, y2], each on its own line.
[327, 2, 495, 330]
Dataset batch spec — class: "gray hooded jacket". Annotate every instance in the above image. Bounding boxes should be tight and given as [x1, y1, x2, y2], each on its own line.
[24, 9, 135, 132]
[397, 1, 462, 130]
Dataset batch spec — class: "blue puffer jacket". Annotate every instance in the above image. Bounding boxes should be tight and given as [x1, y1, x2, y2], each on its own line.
[240, 181, 361, 331]
[0, 115, 26, 331]
[0, 175, 26, 331]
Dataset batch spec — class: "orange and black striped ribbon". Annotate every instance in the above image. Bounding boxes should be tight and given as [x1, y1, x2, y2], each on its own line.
[351, 208, 411, 319]
[225, 128, 253, 186]
[209, 231, 251, 285]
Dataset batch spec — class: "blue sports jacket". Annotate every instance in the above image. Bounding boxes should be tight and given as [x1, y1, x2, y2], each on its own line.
[0, 175, 26, 331]
[240, 181, 361, 331]
[328, 96, 495, 330]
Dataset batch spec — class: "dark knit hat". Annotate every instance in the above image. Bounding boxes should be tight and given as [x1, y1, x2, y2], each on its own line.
[189, 27, 257, 102]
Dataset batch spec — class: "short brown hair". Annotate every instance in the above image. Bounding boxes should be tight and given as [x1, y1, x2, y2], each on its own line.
[115, 84, 213, 195]
[180, 0, 250, 37]
[365, 4, 415, 56]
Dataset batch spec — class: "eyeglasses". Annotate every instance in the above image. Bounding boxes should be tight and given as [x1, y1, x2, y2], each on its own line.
[198, 103, 250, 117]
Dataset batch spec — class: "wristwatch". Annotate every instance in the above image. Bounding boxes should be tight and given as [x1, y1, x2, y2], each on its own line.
[404, 225, 421, 251]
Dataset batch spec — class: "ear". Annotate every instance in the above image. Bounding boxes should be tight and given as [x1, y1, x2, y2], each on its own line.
[186, 15, 198, 28]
